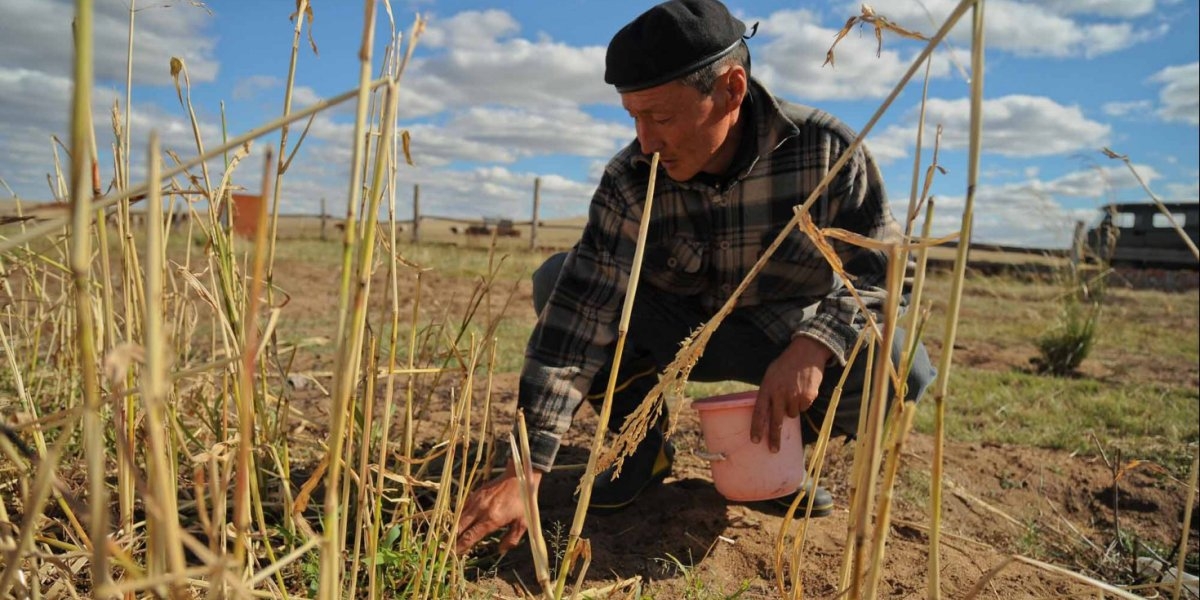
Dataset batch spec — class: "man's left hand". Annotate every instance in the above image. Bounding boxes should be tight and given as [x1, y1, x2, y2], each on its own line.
[751, 336, 832, 452]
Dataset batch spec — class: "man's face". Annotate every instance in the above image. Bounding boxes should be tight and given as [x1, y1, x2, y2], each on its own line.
[620, 77, 736, 182]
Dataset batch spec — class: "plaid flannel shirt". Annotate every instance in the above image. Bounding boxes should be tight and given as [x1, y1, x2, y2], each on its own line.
[519, 79, 901, 471]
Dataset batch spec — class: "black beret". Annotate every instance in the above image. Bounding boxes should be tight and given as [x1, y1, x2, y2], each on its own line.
[605, 0, 747, 93]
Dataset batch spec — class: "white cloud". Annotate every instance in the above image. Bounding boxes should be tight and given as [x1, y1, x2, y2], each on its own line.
[301, 104, 631, 171]
[1149, 62, 1199, 125]
[925, 163, 1167, 247]
[1042, 0, 1160, 17]
[1103, 100, 1154, 117]
[929, 186, 1081, 247]
[396, 10, 612, 119]
[877, 95, 1110, 158]
[750, 9, 953, 102]
[0, 0, 218, 86]
[1041, 164, 1160, 197]
[850, 0, 1166, 58]
[0, 65, 230, 200]
[1164, 181, 1200, 201]
[233, 75, 282, 101]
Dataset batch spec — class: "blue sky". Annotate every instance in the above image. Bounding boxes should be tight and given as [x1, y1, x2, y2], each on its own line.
[1, 0, 1197, 248]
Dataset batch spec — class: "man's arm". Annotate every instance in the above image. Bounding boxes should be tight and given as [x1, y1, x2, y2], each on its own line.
[455, 459, 542, 554]
[456, 166, 643, 554]
[752, 125, 898, 446]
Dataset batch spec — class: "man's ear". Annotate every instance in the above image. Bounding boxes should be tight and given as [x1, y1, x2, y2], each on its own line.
[720, 65, 748, 114]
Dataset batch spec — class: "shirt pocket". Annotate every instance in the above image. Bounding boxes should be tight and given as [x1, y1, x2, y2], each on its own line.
[644, 237, 708, 296]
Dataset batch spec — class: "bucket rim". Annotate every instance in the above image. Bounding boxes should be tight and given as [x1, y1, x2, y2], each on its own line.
[691, 389, 757, 411]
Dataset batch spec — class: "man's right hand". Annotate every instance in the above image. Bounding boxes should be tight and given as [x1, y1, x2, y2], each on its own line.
[454, 459, 543, 555]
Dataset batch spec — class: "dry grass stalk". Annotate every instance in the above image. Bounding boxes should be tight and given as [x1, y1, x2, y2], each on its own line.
[930, 3, 987, 598]
[847, 244, 904, 600]
[265, 0, 313, 284]
[826, 4, 931, 68]
[776, 331, 870, 599]
[838, 342, 877, 593]
[965, 554, 1145, 600]
[142, 132, 188, 594]
[513, 413, 554, 600]
[1173, 445, 1198, 600]
[557, 152, 661, 598]
[65, 1, 111, 594]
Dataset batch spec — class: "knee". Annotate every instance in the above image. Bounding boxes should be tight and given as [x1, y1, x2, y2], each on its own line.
[903, 341, 936, 402]
[531, 252, 569, 314]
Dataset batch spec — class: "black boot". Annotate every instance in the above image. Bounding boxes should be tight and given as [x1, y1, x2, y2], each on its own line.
[583, 428, 675, 515]
[769, 479, 834, 518]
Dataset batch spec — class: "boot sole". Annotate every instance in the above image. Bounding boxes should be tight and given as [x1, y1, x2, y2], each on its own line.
[770, 496, 834, 518]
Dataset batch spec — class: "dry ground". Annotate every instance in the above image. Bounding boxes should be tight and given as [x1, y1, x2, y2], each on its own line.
[262, 237, 1198, 599]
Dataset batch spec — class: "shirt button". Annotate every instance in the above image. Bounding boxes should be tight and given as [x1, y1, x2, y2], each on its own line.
[667, 257, 678, 268]
[721, 284, 732, 293]
[719, 240, 730, 250]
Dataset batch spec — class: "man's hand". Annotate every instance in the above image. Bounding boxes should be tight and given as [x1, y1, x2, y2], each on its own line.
[751, 336, 832, 452]
[455, 459, 543, 555]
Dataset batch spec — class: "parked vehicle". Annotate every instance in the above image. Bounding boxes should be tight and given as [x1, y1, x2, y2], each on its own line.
[1086, 202, 1199, 269]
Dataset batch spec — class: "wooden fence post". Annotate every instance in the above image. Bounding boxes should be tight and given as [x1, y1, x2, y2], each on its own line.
[530, 177, 541, 251]
[320, 197, 328, 241]
[412, 184, 420, 244]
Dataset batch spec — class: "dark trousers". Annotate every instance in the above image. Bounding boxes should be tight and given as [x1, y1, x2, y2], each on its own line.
[532, 252, 935, 442]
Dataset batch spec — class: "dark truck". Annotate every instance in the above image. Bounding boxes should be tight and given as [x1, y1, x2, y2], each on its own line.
[1086, 202, 1199, 269]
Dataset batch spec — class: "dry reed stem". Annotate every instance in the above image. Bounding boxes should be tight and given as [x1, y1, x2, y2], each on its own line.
[826, 4, 930, 68]
[839, 342, 876, 593]
[367, 131, 410, 596]
[230, 147, 275, 577]
[897, 127, 945, 373]
[320, 64, 401, 597]
[65, 1, 111, 594]
[142, 132, 188, 594]
[168, 58, 214, 202]
[513, 413, 554, 600]
[1173, 444, 1198, 600]
[331, 0, 380, 351]
[965, 555, 1144, 600]
[777, 331, 870, 600]
[930, 3, 986, 598]
[122, 0, 134, 188]
[265, 0, 312, 283]
[557, 152, 660, 598]
[850, 245, 904, 600]
[903, 58, 935, 238]
[863, 400, 919, 599]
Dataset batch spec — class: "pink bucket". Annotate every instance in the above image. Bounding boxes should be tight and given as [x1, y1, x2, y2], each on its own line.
[692, 390, 806, 502]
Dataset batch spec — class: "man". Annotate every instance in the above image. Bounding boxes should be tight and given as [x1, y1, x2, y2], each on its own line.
[455, 0, 934, 555]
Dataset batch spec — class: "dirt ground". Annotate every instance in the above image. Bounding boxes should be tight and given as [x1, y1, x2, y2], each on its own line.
[453, 389, 1197, 599]
[267, 244, 1198, 599]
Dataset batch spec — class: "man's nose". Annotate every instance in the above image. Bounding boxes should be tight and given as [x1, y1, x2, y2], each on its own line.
[636, 122, 662, 155]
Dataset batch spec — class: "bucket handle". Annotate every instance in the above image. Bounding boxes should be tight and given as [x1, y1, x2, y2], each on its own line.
[694, 449, 726, 462]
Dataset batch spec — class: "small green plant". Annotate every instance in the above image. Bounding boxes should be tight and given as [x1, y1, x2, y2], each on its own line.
[653, 552, 751, 600]
[1034, 268, 1106, 375]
